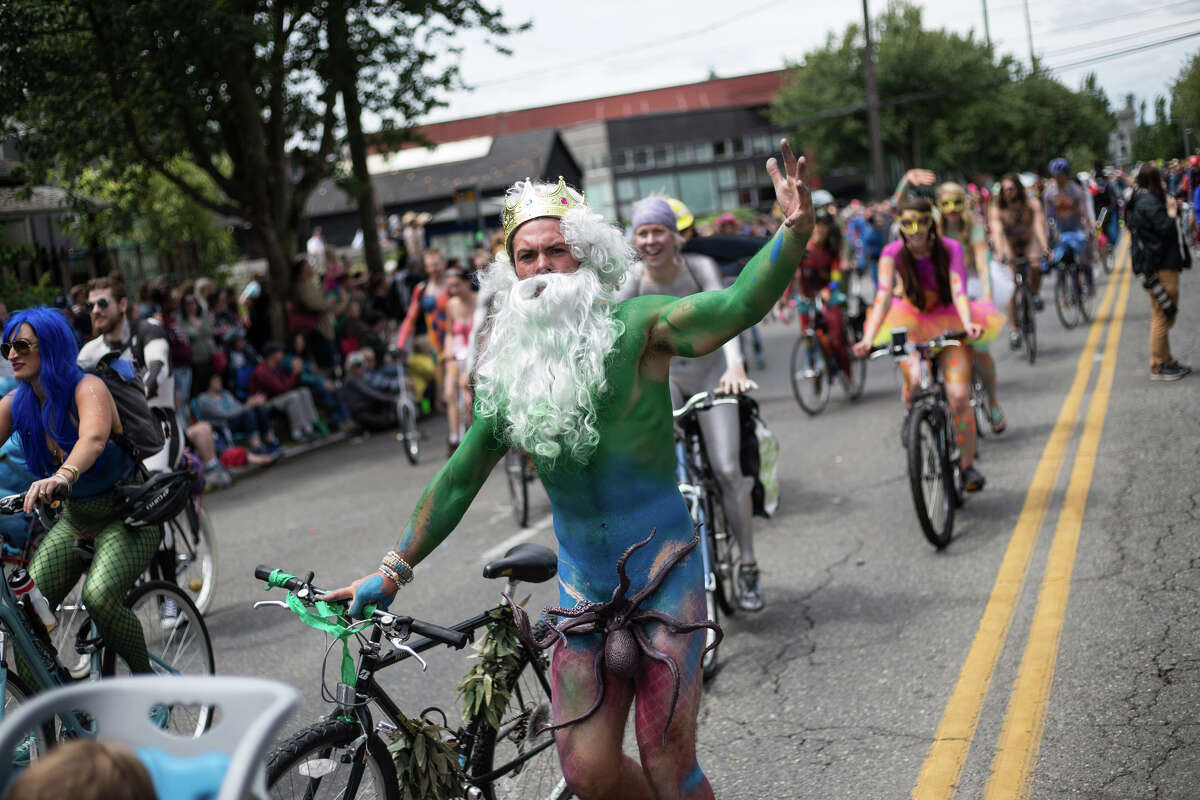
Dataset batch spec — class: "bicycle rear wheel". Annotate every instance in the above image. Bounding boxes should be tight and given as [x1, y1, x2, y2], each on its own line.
[165, 501, 217, 615]
[505, 448, 530, 528]
[971, 374, 989, 441]
[398, 398, 420, 465]
[267, 718, 399, 800]
[467, 642, 572, 800]
[2, 670, 56, 762]
[1020, 287, 1038, 364]
[1077, 267, 1097, 322]
[707, 496, 738, 617]
[907, 406, 955, 549]
[1054, 269, 1079, 329]
[790, 335, 831, 416]
[102, 581, 215, 737]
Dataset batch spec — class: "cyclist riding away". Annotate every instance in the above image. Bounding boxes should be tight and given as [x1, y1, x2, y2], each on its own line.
[1, 308, 162, 682]
[442, 266, 476, 453]
[323, 144, 814, 800]
[938, 181, 1006, 433]
[990, 172, 1051, 348]
[789, 206, 856, 394]
[852, 198, 1005, 492]
[616, 195, 765, 612]
[1044, 157, 1096, 295]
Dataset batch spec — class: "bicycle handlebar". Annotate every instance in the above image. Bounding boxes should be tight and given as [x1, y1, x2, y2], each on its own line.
[672, 391, 739, 420]
[0, 483, 69, 515]
[868, 331, 967, 360]
[253, 564, 469, 649]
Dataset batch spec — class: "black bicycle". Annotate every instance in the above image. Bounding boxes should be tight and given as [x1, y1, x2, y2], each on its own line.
[504, 447, 535, 528]
[1051, 234, 1097, 329]
[256, 544, 571, 800]
[789, 292, 866, 415]
[1008, 255, 1039, 364]
[672, 391, 739, 680]
[872, 330, 967, 549]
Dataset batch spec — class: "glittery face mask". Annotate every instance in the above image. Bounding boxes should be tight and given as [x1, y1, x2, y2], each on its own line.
[898, 212, 933, 236]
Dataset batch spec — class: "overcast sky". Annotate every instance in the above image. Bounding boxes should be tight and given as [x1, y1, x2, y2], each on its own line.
[415, 0, 1200, 124]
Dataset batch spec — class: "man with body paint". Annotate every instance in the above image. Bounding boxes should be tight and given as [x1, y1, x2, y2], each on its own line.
[323, 141, 813, 800]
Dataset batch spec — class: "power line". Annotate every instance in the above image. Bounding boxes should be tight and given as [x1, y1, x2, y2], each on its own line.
[1042, 18, 1200, 57]
[1046, 29, 1200, 73]
[1048, 0, 1200, 35]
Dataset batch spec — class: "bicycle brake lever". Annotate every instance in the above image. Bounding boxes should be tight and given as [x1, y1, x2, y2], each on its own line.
[253, 600, 290, 610]
[390, 640, 427, 670]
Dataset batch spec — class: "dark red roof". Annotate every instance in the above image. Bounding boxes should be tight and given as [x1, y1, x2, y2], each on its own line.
[415, 69, 787, 144]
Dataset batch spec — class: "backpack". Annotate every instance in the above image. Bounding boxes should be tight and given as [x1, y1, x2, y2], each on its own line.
[737, 395, 780, 518]
[90, 352, 166, 461]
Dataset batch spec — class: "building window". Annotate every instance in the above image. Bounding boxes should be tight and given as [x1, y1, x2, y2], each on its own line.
[676, 142, 694, 165]
[716, 166, 737, 190]
[694, 141, 714, 163]
[751, 134, 772, 155]
[719, 189, 740, 210]
[735, 163, 757, 186]
[587, 181, 615, 219]
[733, 136, 748, 157]
[677, 170, 717, 216]
[616, 178, 637, 202]
[637, 174, 676, 199]
[613, 149, 633, 172]
[633, 147, 652, 168]
[653, 144, 673, 168]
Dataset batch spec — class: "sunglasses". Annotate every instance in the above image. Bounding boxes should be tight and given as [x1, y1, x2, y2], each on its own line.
[84, 297, 112, 313]
[1, 339, 39, 360]
[939, 198, 965, 212]
[898, 213, 934, 235]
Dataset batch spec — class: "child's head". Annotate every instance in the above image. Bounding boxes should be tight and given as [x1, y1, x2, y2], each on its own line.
[9, 739, 157, 800]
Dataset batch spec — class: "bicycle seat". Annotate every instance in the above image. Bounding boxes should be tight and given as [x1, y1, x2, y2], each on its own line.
[482, 543, 557, 583]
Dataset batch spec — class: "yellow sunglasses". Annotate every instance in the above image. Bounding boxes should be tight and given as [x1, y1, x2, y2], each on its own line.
[939, 198, 965, 212]
[898, 213, 933, 235]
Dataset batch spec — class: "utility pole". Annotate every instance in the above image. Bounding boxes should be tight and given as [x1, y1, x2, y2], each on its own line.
[862, 0, 886, 201]
[982, 0, 992, 48]
[1023, 0, 1035, 69]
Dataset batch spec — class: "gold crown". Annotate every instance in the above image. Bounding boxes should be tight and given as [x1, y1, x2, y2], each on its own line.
[502, 177, 586, 253]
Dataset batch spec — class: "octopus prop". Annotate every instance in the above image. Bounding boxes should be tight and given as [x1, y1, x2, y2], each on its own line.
[506, 528, 722, 745]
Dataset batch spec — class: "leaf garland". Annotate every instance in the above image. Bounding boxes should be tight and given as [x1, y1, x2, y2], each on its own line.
[386, 713, 461, 800]
[456, 605, 533, 732]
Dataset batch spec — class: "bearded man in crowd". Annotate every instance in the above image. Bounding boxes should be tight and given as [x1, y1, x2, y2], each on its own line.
[326, 142, 812, 800]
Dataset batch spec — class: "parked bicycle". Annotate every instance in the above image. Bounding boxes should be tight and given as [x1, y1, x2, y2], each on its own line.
[789, 292, 866, 415]
[1007, 255, 1039, 364]
[672, 391, 739, 680]
[871, 331, 968, 549]
[0, 489, 216, 754]
[1051, 231, 1097, 329]
[255, 545, 571, 800]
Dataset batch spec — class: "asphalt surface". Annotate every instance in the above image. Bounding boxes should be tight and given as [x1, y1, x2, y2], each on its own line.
[203, 258, 1198, 799]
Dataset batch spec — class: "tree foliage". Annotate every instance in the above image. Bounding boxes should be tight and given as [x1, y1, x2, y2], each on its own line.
[770, 2, 1115, 185]
[0, 0, 521, 335]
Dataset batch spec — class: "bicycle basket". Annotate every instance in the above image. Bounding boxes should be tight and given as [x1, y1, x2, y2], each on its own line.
[114, 469, 194, 527]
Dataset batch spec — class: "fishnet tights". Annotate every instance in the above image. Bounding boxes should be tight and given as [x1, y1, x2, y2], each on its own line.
[28, 495, 160, 674]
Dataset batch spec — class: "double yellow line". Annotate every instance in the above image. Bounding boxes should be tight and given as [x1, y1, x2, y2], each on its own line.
[913, 256, 1133, 799]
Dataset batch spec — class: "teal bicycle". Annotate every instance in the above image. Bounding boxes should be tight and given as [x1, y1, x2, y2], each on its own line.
[256, 544, 572, 800]
[0, 490, 216, 756]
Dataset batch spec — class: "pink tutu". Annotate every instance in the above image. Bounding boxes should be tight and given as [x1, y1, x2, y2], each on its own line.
[871, 297, 1006, 348]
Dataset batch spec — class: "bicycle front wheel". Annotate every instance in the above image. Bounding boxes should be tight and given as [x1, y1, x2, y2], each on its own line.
[971, 374, 989, 441]
[3, 669, 55, 760]
[1020, 287, 1038, 364]
[790, 335, 830, 416]
[505, 448, 530, 528]
[102, 581, 215, 737]
[467, 645, 573, 800]
[907, 406, 955, 549]
[166, 501, 217, 615]
[268, 718, 399, 800]
[1054, 269, 1079, 329]
[1077, 267, 1097, 322]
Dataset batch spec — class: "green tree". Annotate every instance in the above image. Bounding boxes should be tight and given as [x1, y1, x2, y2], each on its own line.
[770, 2, 1114, 186]
[1132, 96, 1181, 162]
[0, 0, 519, 337]
[1170, 48, 1200, 144]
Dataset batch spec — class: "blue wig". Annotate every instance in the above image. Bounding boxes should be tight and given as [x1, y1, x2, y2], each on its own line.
[3, 308, 84, 478]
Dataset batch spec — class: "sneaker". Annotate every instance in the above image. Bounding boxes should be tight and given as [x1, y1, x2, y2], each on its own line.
[1166, 359, 1193, 374]
[1032, 296, 1044, 312]
[963, 466, 987, 492]
[12, 733, 36, 767]
[150, 704, 171, 730]
[1151, 363, 1187, 381]
[160, 597, 184, 630]
[1009, 331, 1022, 351]
[736, 564, 764, 612]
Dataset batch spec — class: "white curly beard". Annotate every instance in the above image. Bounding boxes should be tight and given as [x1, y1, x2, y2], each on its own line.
[474, 268, 623, 464]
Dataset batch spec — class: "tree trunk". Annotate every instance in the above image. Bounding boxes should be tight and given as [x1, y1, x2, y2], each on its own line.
[328, 1, 384, 276]
[256, 223, 294, 343]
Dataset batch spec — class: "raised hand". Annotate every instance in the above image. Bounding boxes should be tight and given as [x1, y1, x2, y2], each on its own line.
[766, 139, 814, 233]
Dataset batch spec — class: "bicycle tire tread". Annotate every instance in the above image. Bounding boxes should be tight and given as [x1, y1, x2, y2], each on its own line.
[267, 718, 400, 800]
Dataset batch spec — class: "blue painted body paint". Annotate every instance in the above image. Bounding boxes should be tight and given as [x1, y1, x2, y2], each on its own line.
[682, 763, 706, 794]
[349, 573, 394, 618]
[769, 230, 783, 262]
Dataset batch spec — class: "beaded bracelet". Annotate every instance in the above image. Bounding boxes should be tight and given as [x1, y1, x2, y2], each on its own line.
[377, 563, 402, 586]
[58, 464, 79, 485]
[381, 551, 414, 585]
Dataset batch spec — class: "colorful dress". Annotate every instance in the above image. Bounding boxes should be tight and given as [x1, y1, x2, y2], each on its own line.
[871, 238, 1006, 347]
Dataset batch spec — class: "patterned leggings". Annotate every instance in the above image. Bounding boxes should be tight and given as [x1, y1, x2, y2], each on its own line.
[27, 495, 160, 674]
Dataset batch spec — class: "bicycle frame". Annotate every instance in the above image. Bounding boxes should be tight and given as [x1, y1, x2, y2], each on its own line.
[674, 441, 716, 597]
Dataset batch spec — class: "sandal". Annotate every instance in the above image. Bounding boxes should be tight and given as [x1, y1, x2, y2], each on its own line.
[989, 404, 1007, 435]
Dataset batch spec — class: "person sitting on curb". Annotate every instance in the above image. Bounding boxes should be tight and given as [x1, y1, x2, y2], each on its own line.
[193, 373, 284, 457]
[341, 350, 399, 433]
[248, 342, 324, 443]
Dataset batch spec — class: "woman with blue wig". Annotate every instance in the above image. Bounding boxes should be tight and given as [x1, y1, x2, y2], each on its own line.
[0, 307, 160, 675]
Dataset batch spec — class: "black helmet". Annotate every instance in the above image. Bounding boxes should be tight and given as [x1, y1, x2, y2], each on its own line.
[114, 469, 194, 527]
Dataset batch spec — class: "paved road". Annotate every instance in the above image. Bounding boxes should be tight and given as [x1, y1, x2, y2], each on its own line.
[203, 259, 1198, 799]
